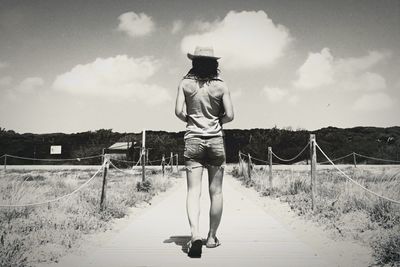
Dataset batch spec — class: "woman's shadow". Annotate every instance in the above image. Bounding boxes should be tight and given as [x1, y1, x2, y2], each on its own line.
[163, 235, 193, 255]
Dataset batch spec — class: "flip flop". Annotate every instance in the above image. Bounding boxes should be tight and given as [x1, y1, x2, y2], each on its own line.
[206, 236, 221, 248]
[187, 238, 203, 258]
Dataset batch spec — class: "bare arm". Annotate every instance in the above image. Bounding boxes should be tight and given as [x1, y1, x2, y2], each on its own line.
[220, 83, 234, 124]
[175, 81, 187, 123]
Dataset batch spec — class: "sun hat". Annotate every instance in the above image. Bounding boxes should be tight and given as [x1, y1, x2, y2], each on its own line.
[187, 46, 220, 60]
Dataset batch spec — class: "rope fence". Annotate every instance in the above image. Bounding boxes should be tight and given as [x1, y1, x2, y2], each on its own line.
[316, 143, 400, 205]
[237, 134, 400, 209]
[4, 154, 103, 162]
[271, 142, 309, 162]
[0, 163, 104, 207]
[0, 137, 180, 209]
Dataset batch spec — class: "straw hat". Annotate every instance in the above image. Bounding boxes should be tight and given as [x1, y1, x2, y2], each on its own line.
[187, 46, 220, 60]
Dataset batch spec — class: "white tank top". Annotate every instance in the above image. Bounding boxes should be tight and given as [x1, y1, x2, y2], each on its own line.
[181, 77, 226, 140]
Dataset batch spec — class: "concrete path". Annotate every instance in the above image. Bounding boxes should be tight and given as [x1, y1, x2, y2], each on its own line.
[49, 174, 332, 267]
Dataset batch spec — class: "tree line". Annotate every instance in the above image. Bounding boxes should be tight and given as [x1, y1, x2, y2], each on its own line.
[0, 126, 399, 165]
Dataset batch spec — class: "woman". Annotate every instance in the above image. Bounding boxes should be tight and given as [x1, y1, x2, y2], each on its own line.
[175, 46, 234, 257]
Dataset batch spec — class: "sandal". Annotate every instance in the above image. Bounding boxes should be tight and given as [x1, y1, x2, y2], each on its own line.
[205, 236, 221, 248]
[187, 238, 203, 258]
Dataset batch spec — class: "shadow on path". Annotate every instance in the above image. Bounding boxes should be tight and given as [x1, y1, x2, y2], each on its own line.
[163, 235, 192, 254]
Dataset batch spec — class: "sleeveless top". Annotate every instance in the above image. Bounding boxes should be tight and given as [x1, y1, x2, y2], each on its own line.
[181, 77, 226, 140]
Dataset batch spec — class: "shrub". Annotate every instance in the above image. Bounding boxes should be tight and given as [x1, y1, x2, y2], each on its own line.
[372, 226, 400, 265]
[136, 180, 153, 192]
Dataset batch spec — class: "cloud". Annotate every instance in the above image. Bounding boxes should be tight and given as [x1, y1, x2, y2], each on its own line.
[294, 49, 389, 91]
[0, 60, 7, 69]
[181, 10, 292, 69]
[0, 76, 12, 87]
[353, 93, 394, 111]
[230, 89, 243, 100]
[294, 48, 334, 89]
[262, 86, 288, 102]
[262, 86, 299, 105]
[16, 77, 44, 92]
[52, 55, 170, 105]
[335, 51, 389, 73]
[171, 20, 184, 34]
[340, 72, 386, 91]
[117, 11, 154, 37]
[288, 95, 299, 105]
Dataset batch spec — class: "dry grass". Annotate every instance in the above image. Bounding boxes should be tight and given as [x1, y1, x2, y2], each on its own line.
[232, 160, 400, 266]
[0, 166, 178, 267]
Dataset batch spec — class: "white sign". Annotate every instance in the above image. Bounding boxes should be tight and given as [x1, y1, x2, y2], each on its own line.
[50, 145, 62, 155]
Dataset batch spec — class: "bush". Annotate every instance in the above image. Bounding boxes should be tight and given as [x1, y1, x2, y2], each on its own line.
[288, 178, 310, 195]
[372, 226, 400, 265]
[136, 180, 153, 192]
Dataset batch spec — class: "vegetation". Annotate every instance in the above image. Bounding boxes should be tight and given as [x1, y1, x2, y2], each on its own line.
[232, 162, 400, 266]
[0, 167, 178, 267]
[1, 126, 399, 165]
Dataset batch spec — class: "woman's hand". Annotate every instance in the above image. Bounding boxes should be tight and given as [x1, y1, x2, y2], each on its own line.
[220, 83, 234, 124]
[175, 81, 187, 123]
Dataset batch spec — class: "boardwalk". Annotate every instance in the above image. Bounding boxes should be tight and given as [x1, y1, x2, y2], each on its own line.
[47, 174, 332, 267]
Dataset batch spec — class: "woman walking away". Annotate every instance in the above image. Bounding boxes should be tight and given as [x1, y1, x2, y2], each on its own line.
[175, 46, 234, 258]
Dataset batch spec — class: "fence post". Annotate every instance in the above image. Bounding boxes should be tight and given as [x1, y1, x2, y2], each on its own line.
[247, 153, 252, 180]
[170, 152, 173, 172]
[161, 154, 165, 177]
[4, 154, 7, 171]
[100, 154, 110, 211]
[176, 153, 179, 172]
[141, 148, 146, 182]
[353, 152, 357, 168]
[310, 134, 317, 211]
[141, 130, 146, 182]
[268, 147, 273, 188]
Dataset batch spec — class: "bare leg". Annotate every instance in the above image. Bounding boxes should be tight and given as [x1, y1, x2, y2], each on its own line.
[207, 165, 224, 244]
[186, 165, 204, 241]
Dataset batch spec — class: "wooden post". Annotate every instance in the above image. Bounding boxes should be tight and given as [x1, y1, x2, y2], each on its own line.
[353, 152, 357, 168]
[247, 153, 252, 180]
[146, 149, 149, 165]
[238, 150, 242, 175]
[4, 154, 7, 171]
[310, 134, 317, 211]
[141, 130, 146, 182]
[175, 153, 179, 172]
[161, 154, 165, 177]
[268, 147, 273, 188]
[170, 152, 173, 172]
[101, 148, 105, 165]
[100, 154, 110, 211]
[141, 148, 146, 182]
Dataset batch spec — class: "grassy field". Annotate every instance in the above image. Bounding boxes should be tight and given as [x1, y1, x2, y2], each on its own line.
[0, 165, 180, 267]
[232, 161, 400, 266]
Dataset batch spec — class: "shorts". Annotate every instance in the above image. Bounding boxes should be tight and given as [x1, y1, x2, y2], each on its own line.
[184, 136, 226, 169]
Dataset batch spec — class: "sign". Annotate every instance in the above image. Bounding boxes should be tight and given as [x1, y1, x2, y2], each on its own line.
[50, 145, 62, 155]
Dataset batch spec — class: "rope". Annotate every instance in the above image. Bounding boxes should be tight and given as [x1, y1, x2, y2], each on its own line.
[271, 142, 309, 162]
[354, 153, 400, 163]
[316, 143, 400, 205]
[0, 154, 5, 159]
[239, 151, 307, 165]
[132, 153, 142, 169]
[109, 161, 137, 175]
[0, 163, 104, 207]
[110, 157, 139, 164]
[319, 152, 354, 164]
[6, 154, 102, 162]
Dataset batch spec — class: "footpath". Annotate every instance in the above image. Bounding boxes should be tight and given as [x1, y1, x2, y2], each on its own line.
[44, 174, 332, 267]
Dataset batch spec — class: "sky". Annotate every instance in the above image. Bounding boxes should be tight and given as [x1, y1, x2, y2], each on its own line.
[0, 0, 399, 134]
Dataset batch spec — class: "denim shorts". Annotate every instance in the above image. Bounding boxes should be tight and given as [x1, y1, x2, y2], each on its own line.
[184, 136, 226, 168]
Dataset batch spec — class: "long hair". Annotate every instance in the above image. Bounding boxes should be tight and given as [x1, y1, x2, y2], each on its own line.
[184, 57, 221, 81]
